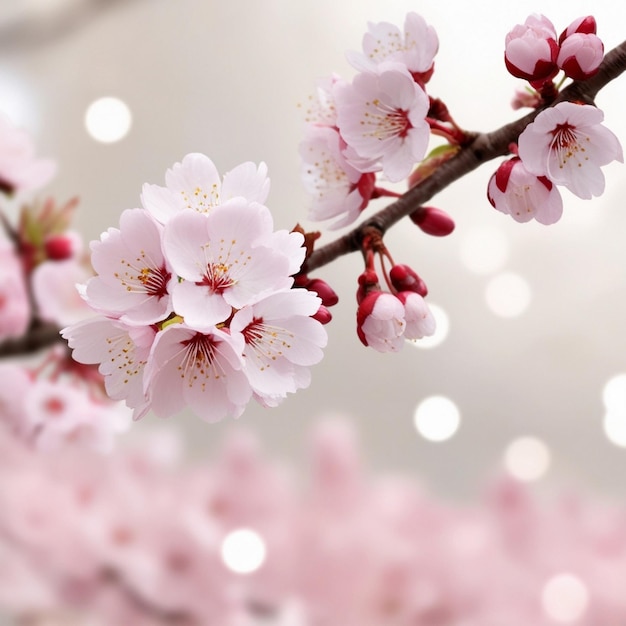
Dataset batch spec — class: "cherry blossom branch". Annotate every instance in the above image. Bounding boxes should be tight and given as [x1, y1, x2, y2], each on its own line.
[0, 42, 625, 361]
[303, 39, 626, 274]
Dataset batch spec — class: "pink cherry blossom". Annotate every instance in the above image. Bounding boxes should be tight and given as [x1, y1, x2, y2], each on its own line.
[61, 316, 156, 419]
[0, 239, 30, 342]
[142, 324, 251, 422]
[518, 102, 623, 199]
[396, 291, 436, 340]
[346, 12, 439, 84]
[557, 33, 604, 80]
[141, 153, 270, 224]
[487, 157, 563, 225]
[0, 114, 56, 195]
[356, 291, 406, 352]
[266, 229, 306, 276]
[230, 289, 327, 406]
[31, 258, 95, 326]
[504, 14, 559, 83]
[23, 379, 130, 453]
[86, 208, 174, 325]
[335, 63, 430, 182]
[163, 204, 292, 329]
[299, 125, 376, 228]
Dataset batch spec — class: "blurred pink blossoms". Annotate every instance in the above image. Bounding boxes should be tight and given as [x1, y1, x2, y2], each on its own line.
[2, 420, 626, 625]
[0, 114, 56, 195]
[63, 153, 328, 422]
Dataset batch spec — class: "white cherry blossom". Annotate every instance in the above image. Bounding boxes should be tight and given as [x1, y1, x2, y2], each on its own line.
[347, 12, 439, 81]
[335, 63, 430, 182]
[61, 316, 156, 419]
[142, 324, 251, 422]
[299, 125, 375, 228]
[86, 208, 174, 325]
[518, 102, 623, 199]
[163, 204, 292, 329]
[230, 289, 327, 406]
[487, 157, 563, 225]
[141, 153, 270, 224]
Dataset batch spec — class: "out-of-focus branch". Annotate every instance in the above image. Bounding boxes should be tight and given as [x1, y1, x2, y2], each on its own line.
[0, 320, 63, 358]
[304, 39, 626, 273]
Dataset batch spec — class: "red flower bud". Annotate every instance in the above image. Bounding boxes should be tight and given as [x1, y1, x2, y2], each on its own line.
[44, 234, 75, 260]
[305, 277, 339, 307]
[559, 16, 597, 43]
[409, 206, 455, 237]
[312, 305, 332, 325]
[389, 264, 428, 297]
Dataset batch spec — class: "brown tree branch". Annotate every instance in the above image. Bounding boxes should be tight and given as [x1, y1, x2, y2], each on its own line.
[303, 39, 626, 273]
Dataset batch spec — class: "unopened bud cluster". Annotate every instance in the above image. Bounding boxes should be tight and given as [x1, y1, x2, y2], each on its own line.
[504, 14, 603, 86]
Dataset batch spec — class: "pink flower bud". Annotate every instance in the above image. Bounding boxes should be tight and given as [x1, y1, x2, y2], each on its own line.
[305, 277, 339, 307]
[389, 264, 428, 297]
[559, 16, 597, 43]
[312, 304, 332, 324]
[356, 291, 405, 352]
[557, 33, 604, 80]
[409, 206, 455, 236]
[504, 15, 559, 83]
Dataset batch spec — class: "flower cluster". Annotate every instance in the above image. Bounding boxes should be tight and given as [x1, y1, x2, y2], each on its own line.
[299, 13, 439, 228]
[3, 420, 626, 626]
[504, 14, 604, 86]
[489, 15, 623, 224]
[356, 241, 436, 353]
[62, 154, 328, 422]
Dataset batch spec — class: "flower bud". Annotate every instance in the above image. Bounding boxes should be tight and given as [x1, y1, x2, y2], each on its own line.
[557, 33, 604, 80]
[312, 305, 333, 325]
[504, 15, 559, 83]
[409, 206, 455, 237]
[44, 234, 75, 260]
[305, 277, 339, 307]
[559, 16, 597, 43]
[396, 291, 436, 340]
[356, 269, 379, 304]
[389, 264, 428, 297]
[356, 291, 406, 352]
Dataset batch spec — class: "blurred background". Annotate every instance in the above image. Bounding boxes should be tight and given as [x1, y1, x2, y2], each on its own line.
[1, 0, 626, 538]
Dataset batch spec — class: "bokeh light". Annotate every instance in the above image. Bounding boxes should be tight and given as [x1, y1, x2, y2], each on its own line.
[459, 225, 510, 274]
[485, 272, 532, 318]
[541, 573, 589, 623]
[220, 528, 266, 574]
[504, 436, 551, 482]
[601, 373, 626, 446]
[413, 395, 460, 442]
[85, 96, 132, 143]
